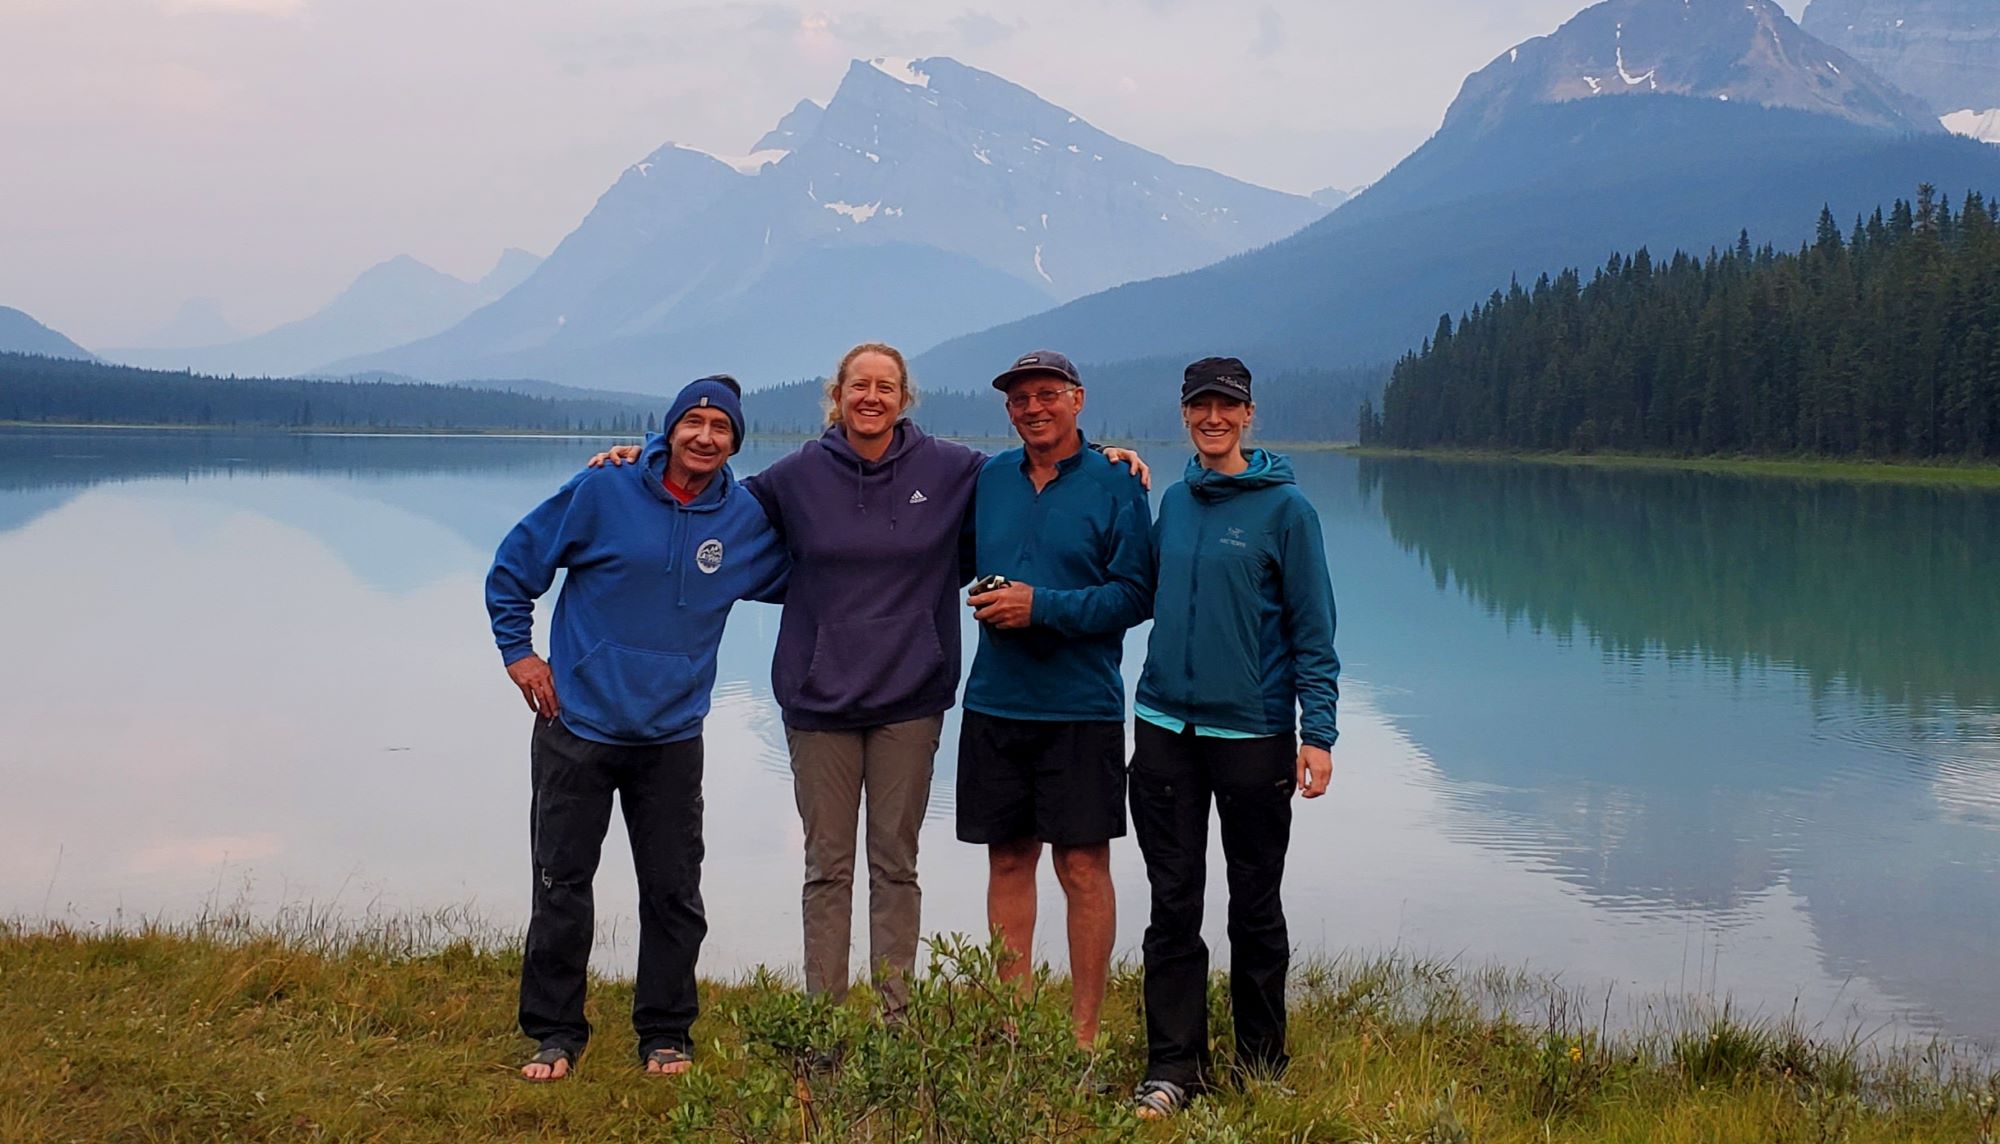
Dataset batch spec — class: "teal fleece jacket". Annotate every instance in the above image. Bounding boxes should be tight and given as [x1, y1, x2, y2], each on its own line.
[1136, 449, 1341, 748]
[963, 436, 1154, 722]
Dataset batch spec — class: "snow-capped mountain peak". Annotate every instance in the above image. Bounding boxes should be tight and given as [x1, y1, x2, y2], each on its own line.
[1445, 0, 1941, 136]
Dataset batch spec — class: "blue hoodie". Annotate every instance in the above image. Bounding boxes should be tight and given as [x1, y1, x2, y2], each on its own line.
[1136, 450, 1341, 748]
[486, 434, 788, 746]
[746, 421, 986, 731]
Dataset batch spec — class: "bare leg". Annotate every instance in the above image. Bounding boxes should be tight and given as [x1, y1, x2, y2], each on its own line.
[987, 836, 1043, 990]
[1052, 842, 1115, 1046]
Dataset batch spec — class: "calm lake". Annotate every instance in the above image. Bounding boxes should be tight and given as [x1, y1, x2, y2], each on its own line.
[2, 428, 1996, 1046]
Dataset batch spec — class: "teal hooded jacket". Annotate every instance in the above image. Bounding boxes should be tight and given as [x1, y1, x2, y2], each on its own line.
[1136, 450, 1341, 748]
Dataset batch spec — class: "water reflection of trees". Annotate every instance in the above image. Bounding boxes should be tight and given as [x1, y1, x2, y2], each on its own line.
[1359, 457, 2000, 713]
[1356, 456, 2000, 1034]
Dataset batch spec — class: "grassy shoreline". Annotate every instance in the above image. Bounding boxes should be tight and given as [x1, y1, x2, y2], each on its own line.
[1341, 445, 2000, 486]
[5, 919, 1994, 1142]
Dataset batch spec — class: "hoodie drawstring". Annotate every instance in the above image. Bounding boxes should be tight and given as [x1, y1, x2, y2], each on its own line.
[667, 505, 690, 607]
[888, 457, 899, 531]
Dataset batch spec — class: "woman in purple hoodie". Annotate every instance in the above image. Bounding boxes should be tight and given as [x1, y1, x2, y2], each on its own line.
[595, 342, 1144, 1018]
[745, 342, 985, 1016]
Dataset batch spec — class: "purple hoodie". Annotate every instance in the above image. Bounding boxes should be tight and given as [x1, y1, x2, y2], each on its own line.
[747, 421, 986, 731]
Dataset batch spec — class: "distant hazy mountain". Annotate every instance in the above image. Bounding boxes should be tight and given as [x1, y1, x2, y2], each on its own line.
[0, 307, 94, 361]
[914, 0, 2000, 384]
[1804, 0, 2000, 122]
[1310, 187, 1354, 210]
[334, 56, 1329, 391]
[138, 298, 239, 349]
[107, 248, 543, 379]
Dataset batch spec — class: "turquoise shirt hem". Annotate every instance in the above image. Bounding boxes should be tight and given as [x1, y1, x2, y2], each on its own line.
[1134, 702, 1262, 740]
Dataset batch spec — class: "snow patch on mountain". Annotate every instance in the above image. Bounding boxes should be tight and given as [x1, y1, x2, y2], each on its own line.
[673, 144, 787, 175]
[869, 57, 929, 88]
[1943, 108, 2000, 143]
[824, 200, 884, 223]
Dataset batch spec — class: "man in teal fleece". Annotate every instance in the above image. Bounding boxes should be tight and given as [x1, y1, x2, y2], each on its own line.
[485, 375, 787, 1082]
[959, 349, 1154, 1046]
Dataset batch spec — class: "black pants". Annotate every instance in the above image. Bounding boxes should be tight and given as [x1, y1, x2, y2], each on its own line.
[520, 717, 706, 1061]
[1128, 719, 1295, 1089]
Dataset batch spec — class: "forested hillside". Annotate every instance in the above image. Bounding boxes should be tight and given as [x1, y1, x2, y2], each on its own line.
[746, 359, 1385, 442]
[1366, 188, 2000, 460]
[0, 354, 656, 433]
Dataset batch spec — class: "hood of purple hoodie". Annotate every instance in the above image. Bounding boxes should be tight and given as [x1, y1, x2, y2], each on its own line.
[812, 419, 929, 529]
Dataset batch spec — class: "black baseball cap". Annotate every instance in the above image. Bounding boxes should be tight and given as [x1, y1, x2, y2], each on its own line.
[991, 349, 1082, 390]
[1181, 356, 1253, 404]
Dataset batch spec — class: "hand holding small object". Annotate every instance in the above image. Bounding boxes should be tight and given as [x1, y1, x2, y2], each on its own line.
[969, 578, 1034, 629]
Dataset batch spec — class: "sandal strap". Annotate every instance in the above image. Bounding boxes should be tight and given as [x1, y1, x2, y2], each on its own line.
[645, 1046, 693, 1065]
[1132, 1079, 1187, 1114]
[528, 1045, 573, 1066]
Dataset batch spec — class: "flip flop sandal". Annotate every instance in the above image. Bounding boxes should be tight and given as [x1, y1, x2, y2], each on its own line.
[1131, 1078, 1188, 1120]
[644, 1046, 694, 1074]
[520, 1044, 574, 1083]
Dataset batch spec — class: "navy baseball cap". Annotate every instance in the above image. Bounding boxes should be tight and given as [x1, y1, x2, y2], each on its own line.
[990, 349, 1082, 390]
[1181, 356, 1253, 404]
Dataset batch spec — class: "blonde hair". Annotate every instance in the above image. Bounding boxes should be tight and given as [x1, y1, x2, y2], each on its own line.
[824, 342, 918, 427]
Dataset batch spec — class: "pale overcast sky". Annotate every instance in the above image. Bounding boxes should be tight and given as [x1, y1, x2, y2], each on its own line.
[0, 0, 1809, 345]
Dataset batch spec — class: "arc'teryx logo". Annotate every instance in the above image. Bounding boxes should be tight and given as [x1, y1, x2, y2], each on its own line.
[1221, 526, 1249, 549]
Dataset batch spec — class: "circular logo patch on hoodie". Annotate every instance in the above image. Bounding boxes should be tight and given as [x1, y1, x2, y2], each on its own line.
[696, 539, 724, 574]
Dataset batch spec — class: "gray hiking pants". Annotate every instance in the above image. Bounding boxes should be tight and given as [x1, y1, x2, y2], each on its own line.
[785, 713, 943, 1016]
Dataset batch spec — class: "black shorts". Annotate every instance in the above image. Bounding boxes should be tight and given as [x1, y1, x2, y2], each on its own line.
[955, 709, 1128, 846]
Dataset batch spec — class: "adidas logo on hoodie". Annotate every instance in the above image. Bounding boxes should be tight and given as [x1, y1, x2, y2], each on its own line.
[909, 490, 928, 504]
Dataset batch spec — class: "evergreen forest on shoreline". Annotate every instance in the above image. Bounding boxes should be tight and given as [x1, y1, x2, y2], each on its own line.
[1364, 187, 2000, 461]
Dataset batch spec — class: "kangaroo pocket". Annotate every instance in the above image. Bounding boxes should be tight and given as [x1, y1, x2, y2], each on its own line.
[565, 641, 701, 742]
[795, 609, 947, 713]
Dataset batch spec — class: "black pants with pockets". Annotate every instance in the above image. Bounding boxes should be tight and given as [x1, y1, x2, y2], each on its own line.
[520, 716, 707, 1062]
[1128, 718, 1296, 1090]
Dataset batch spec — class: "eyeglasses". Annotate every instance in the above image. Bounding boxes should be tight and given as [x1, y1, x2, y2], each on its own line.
[1004, 386, 1078, 411]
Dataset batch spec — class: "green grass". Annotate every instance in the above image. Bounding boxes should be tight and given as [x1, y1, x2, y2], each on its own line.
[4, 915, 1995, 1142]
[1343, 446, 2000, 487]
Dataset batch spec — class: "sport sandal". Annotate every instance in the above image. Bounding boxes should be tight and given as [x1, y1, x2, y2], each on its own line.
[520, 1043, 574, 1083]
[1131, 1078, 1188, 1120]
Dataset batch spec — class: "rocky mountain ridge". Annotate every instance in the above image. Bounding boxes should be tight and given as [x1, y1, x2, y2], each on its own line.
[1804, 0, 2000, 119]
[332, 55, 1328, 389]
[1446, 0, 1940, 136]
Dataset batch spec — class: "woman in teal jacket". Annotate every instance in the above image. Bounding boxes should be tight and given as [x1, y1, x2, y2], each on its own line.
[1128, 357, 1340, 1120]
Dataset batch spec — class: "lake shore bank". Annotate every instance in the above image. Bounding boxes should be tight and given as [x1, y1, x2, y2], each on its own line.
[6, 921, 1993, 1142]
[1342, 446, 2000, 487]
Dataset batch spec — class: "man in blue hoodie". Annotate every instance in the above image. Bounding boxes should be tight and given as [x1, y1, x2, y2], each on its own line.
[960, 349, 1153, 1046]
[486, 376, 787, 1082]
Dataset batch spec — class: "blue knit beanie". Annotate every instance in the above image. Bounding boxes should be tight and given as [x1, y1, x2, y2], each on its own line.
[663, 375, 746, 454]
